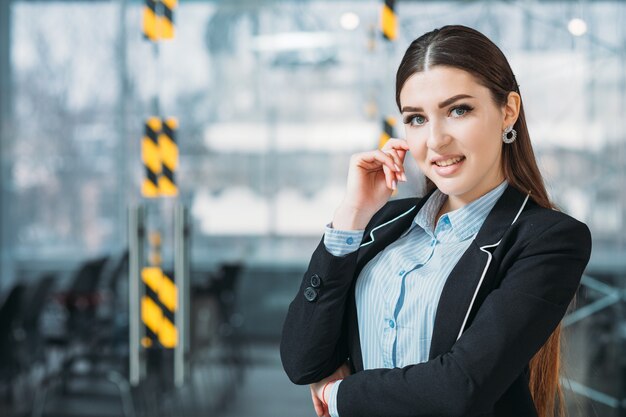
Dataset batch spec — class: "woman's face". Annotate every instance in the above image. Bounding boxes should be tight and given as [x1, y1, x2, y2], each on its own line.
[399, 65, 516, 208]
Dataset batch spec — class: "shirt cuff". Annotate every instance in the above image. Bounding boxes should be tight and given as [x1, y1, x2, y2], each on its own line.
[328, 379, 342, 417]
[323, 223, 364, 257]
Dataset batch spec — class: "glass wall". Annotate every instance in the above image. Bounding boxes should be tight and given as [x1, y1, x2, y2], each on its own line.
[0, 1, 625, 416]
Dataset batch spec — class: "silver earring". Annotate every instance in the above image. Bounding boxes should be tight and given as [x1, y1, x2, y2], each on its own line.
[502, 125, 517, 144]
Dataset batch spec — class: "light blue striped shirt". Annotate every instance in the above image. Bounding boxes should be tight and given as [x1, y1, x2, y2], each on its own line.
[325, 180, 508, 417]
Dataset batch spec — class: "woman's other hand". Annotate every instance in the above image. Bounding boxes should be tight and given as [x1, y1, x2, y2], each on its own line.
[332, 138, 409, 230]
[309, 361, 353, 417]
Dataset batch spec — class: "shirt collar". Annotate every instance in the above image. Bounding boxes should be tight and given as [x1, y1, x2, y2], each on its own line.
[406, 179, 509, 241]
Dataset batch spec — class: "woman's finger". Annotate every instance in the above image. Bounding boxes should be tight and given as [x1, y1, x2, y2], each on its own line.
[384, 137, 410, 152]
[379, 150, 401, 190]
[382, 148, 402, 172]
[381, 163, 397, 190]
[353, 150, 399, 190]
[357, 150, 398, 174]
[382, 150, 403, 186]
[383, 139, 409, 162]
[382, 148, 406, 179]
[383, 138, 410, 163]
[311, 386, 325, 417]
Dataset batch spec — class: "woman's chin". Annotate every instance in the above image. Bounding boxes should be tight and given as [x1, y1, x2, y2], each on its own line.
[429, 178, 467, 196]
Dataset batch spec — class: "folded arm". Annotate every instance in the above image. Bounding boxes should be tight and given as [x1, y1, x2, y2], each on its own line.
[280, 224, 364, 385]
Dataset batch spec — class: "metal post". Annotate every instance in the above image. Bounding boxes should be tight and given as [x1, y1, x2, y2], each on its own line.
[174, 203, 189, 387]
[129, 204, 146, 386]
[0, 0, 13, 290]
[117, 0, 130, 252]
[0, 0, 8, 123]
[618, 7, 626, 415]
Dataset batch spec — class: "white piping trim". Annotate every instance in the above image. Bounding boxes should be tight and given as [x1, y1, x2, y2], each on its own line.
[359, 205, 417, 248]
[511, 193, 530, 225]
[455, 192, 531, 341]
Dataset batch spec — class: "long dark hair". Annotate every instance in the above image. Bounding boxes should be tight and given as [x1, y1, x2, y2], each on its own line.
[396, 25, 565, 417]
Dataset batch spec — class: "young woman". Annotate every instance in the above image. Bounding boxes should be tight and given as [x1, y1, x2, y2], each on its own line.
[280, 25, 592, 417]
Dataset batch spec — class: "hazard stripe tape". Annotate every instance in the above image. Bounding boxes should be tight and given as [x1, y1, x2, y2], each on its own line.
[381, 0, 397, 42]
[159, 317, 177, 348]
[144, 284, 175, 325]
[142, 117, 162, 198]
[143, 0, 177, 42]
[141, 267, 161, 347]
[378, 116, 396, 149]
[158, 117, 178, 196]
[142, 295, 161, 336]
[141, 267, 178, 348]
[160, 0, 177, 40]
[159, 273, 178, 313]
[142, 267, 177, 312]
[142, 0, 159, 41]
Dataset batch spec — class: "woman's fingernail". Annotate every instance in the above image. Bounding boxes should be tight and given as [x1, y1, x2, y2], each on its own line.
[391, 180, 397, 190]
[401, 172, 407, 181]
[394, 164, 401, 172]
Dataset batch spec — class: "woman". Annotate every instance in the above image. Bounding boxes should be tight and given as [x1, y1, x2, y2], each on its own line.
[280, 24, 592, 417]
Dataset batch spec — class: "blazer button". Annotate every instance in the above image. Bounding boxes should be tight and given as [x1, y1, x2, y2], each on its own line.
[310, 274, 322, 288]
[304, 286, 318, 302]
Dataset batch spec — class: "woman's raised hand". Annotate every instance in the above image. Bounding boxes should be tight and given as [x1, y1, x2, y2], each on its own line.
[332, 138, 409, 230]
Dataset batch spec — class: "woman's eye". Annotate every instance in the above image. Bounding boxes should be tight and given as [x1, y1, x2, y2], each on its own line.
[451, 105, 473, 117]
[405, 115, 425, 126]
[403, 105, 472, 127]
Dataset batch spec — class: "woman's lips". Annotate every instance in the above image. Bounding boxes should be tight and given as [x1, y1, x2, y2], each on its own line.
[432, 156, 465, 176]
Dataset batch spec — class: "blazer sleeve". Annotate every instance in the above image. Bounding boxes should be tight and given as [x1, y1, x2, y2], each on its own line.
[280, 235, 360, 385]
[334, 217, 592, 417]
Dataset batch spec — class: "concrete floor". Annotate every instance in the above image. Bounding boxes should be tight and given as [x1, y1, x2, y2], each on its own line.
[29, 331, 626, 417]
[218, 343, 317, 417]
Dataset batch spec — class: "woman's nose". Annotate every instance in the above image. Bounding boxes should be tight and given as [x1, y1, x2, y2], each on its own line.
[425, 121, 452, 151]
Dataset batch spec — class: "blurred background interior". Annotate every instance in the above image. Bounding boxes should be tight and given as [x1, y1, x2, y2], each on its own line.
[0, 0, 625, 416]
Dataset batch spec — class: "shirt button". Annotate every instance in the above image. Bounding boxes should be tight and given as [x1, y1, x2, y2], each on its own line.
[346, 237, 354, 245]
[389, 320, 395, 328]
[399, 270, 405, 276]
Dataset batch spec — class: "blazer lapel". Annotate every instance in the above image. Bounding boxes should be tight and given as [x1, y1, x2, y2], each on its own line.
[428, 184, 532, 359]
[356, 189, 436, 273]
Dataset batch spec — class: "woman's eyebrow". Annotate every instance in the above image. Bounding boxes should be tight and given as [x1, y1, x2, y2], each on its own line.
[401, 94, 474, 113]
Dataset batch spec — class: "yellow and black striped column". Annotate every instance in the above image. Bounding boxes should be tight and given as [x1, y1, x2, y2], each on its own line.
[141, 267, 178, 349]
[157, 270, 177, 348]
[141, 230, 162, 348]
[381, 0, 397, 42]
[142, 117, 162, 198]
[141, 267, 160, 348]
[142, 0, 159, 41]
[160, 0, 177, 40]
[142, 0, 177, 41]
[379, 116, 396, 149]
[158, 117, 178, 196]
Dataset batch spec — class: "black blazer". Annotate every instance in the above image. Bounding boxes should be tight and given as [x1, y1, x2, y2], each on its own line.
[280, 183, 592, 417]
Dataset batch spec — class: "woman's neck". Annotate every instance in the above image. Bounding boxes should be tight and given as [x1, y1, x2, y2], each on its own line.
[434, 177, 506, 225]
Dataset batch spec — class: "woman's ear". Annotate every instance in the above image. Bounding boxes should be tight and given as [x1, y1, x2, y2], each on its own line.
[502, 91, 521, 129]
